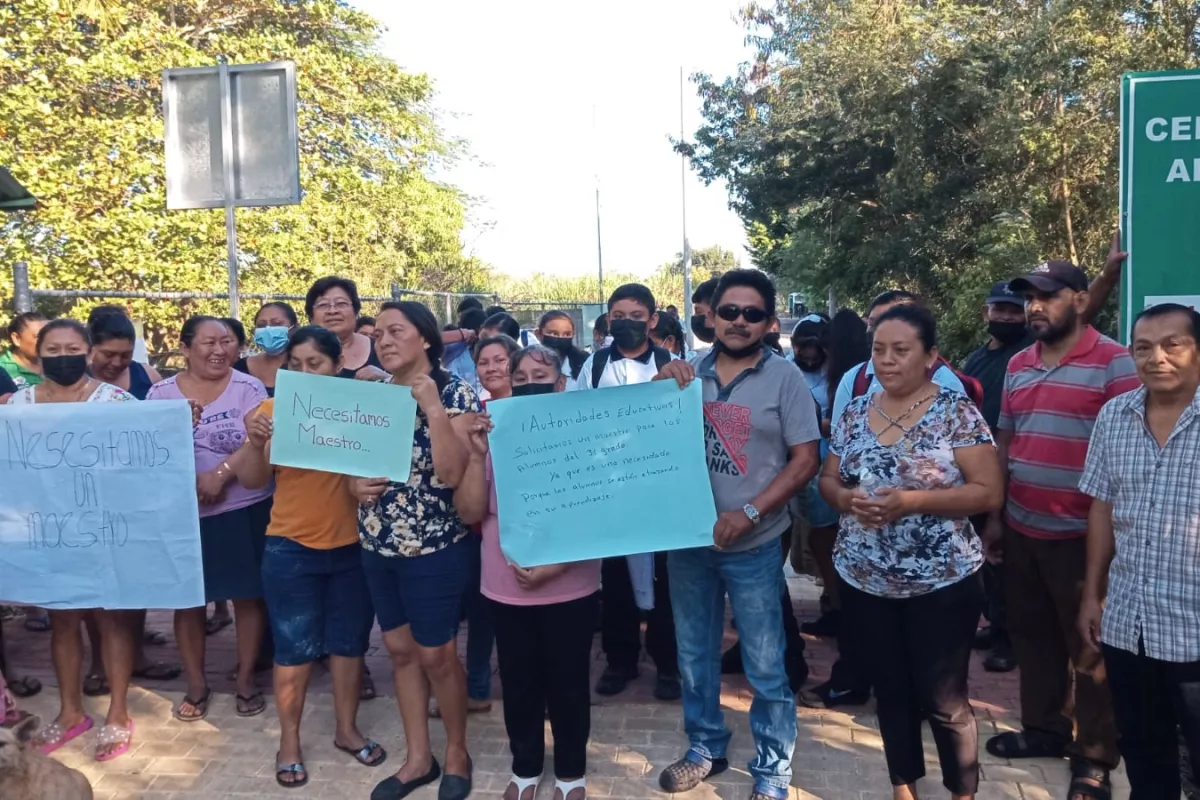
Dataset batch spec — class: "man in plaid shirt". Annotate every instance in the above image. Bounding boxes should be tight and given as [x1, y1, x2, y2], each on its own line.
[1079, 302, 1200, 799]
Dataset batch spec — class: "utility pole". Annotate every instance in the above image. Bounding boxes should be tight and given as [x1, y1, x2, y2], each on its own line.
[680, 67, 694, 348]
[593, 104, 604, 303]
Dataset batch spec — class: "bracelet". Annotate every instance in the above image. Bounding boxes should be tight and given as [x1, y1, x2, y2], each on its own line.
[216, 461, 232, 479]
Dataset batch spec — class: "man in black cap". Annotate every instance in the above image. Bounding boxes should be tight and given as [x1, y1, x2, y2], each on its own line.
[961, 282, 1030, 673]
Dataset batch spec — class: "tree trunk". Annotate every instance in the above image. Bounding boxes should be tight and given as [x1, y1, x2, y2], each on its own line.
[1058, 95, 1079, 265]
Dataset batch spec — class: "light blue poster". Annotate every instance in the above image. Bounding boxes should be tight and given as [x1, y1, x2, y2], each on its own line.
[270, 370, 417, 481]
[0, 400, 204, 610]
[487, 380, 717, 567]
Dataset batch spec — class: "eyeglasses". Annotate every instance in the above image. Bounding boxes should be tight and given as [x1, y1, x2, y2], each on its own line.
[715, 304, 769, 324]
[313, 300, 353, 313]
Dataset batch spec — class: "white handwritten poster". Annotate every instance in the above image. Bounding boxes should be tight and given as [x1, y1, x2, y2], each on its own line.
[0, 401, 204, 609]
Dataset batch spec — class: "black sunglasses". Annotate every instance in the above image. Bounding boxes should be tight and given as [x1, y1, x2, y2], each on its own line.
[715, 304, 769, 324]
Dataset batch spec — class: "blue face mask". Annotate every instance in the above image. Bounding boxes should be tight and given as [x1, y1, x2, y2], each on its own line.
[253, 326, 290, 355]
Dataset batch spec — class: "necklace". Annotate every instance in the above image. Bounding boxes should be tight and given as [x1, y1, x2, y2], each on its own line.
[871, 390, 937, 433]
[41, 377, 94, 403]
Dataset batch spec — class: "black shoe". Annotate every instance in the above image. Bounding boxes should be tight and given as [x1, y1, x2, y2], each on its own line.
[654, 674, 682, 702]
[438, 757, 472, 800]
[797, 680, 869, 709]
[371, 759, 441, 800]
[983, 639, 1017, 673]
[719, 644, 744, 675]
[973, 626, 995, 651]
[800, 611, 840, 638]
[595, 665, 638, 696]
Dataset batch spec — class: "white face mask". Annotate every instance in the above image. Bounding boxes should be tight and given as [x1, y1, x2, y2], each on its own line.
[602, 335, 614, 347]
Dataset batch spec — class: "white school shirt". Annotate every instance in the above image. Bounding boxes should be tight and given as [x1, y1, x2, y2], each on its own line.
[570, 345, 660, 390]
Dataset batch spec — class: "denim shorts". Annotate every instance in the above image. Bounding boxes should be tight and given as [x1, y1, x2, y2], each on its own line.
[361, 536, 472, 647]
[261, 537, 374, 666]
[805, 479, 839, 529]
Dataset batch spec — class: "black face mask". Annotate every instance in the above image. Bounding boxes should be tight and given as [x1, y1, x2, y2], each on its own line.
[715, 338, 764, 360]
[541, 335, 573, 354]
[690, 314, 716, 344]
[41, 354, 89, 386]
[609, 318, 648, 351]
[987, 320, 1028, 346]
[511, 382, 556, 397]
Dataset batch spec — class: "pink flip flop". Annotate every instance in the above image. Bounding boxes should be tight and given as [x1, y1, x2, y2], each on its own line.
[94, 719, 134, 762]
[33, 715, 94, 754]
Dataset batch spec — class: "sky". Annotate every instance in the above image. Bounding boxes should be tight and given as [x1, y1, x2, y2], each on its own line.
[355, 0, 754, 278]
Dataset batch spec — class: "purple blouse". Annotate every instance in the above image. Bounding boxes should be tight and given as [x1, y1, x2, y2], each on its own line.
[146, 371, 273, 517]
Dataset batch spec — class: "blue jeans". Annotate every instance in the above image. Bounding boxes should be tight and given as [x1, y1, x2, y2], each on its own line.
[668, 540, 795, 797]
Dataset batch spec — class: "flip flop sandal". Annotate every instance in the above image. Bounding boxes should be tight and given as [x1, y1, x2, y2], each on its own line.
[506, 774, 542, 800]
[1069, 758, 1112, 800]
[335, 738, 387, 767]
[236, 691, 266, 717]
[554, 777, 587, 800]
[985, 730, 1067, 760]
[33, 715, 94, 754]
[94, 719, 134, 762]
[204, 615, 232, 636]
[82, 672, 110, 697]
[276, 759, 309, 789]
[6, 676, 41, 699]
[143, 629, 169, 646]
[173, 688, 212, 722]
[133, 662, 182, 681]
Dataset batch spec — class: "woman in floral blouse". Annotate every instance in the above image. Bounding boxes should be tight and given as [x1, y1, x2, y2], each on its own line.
[819, 303, 1002, 800]
[349, 301, 481, 800]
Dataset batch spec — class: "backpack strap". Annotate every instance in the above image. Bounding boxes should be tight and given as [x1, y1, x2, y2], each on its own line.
[851, 362, 871, 398]
[652, 346, 672, 373]
[590, 348, 611, 388]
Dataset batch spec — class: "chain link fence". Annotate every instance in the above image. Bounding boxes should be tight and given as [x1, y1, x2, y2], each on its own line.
[7, 261, 589, 355]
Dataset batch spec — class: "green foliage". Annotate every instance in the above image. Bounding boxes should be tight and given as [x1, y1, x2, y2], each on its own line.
[683, 0, 1200, 359]
[491, 252, 727, 314]
[0, 0, 485, 347]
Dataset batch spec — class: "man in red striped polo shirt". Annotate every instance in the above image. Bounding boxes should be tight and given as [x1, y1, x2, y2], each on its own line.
[982, 260, 1139, 793]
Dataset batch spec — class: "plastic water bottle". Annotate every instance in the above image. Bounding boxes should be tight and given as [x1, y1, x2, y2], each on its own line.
[858, 467, 883, 498]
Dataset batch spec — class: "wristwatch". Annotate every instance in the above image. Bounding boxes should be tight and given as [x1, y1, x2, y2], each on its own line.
[743, 503, 761, 526]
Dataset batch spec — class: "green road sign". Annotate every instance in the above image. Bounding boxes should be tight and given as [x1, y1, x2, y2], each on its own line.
[1120, 68, 1200, 342]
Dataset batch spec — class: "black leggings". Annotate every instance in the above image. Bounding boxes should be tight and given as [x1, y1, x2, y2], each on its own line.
[842, 575, 984, 793]
[492, 594, 597, 779]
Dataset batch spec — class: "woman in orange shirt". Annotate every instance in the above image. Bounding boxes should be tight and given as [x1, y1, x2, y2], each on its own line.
[238, 326, 385, 789]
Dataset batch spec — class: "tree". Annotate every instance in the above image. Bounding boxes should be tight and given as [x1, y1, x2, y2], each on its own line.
[0, 0, 485, 346]
[683, 0, 1200, 359]
[660, 244, 740, 277]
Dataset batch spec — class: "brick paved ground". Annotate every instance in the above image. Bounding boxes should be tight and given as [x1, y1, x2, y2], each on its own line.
[4, 576, 1130, 799]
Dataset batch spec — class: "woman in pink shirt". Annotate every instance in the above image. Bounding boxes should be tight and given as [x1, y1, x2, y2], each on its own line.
[455, 343, 600, 800]
[146, 316, 273, 723]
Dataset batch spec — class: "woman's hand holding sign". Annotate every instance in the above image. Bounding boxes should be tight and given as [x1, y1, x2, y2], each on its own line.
[246, 412, 273, 449]
[467, 413, 493, 458]
[350, 476, 390, 505]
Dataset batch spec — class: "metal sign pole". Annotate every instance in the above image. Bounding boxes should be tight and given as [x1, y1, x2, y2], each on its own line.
[218, 62, 239, 319]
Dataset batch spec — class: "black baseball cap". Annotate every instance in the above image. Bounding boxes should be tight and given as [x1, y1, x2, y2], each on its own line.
[985, 281, 1023, 307]
[1008, 260, 1089, 294]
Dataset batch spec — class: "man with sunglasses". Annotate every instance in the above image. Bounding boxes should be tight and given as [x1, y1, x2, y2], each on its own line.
[654, 269, 820, 800]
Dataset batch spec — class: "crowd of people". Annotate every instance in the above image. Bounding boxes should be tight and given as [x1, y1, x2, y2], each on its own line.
[0, 245, 1197, 800]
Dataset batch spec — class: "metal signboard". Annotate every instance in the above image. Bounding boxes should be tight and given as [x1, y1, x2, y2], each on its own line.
[162, 61, 301, 317]
[1119, 68, 1200, 341]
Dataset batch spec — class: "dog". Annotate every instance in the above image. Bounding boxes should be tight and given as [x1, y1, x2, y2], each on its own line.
[0, 724, 93, 800]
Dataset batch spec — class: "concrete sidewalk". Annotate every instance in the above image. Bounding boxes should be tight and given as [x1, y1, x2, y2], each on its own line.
[4, 576, 1129, 799]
